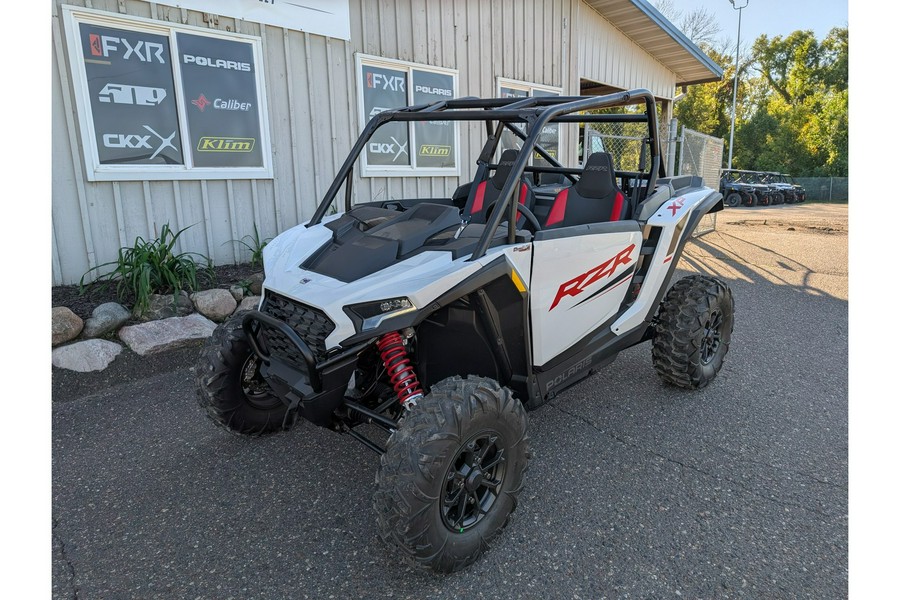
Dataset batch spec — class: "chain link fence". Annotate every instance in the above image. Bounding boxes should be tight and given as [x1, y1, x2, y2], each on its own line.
[792, 177, 848, 202]
[584, 120, 723, 237]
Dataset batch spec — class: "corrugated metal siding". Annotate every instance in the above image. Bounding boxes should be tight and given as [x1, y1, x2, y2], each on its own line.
[575, 1, 675, 99]
[52, 0, 673, 284]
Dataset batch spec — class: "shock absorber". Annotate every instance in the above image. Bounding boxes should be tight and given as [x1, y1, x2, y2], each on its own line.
[377, 330, 423, 407]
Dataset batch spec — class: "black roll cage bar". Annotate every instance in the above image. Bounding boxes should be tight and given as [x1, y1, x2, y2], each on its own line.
[307, 89, 662, 260]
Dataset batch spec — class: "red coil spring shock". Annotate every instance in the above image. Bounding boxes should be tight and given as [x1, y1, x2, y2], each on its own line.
[377, 331, 423, 406]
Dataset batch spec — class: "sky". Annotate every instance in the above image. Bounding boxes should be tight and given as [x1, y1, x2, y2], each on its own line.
[679, 0, 848, 48]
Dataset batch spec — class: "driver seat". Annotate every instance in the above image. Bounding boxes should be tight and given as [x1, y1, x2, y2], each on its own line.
[463, 149, 535, 227]
[544, 152, 630, 229]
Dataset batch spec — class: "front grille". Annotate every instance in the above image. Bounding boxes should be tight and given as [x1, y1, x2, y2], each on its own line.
[260, 292, 336, 367]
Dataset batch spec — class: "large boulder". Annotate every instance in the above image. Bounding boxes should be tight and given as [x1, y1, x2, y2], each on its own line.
[191, 289, 238, 322]
[52, 307, 83, 346]
[82, 302, 131, 338]
[52, 339, 123, 372]
[234, 296, 262, 314]
[136, 292, 193, 321]
[247, 272, 265, 296]
[118, 313, 217, 356]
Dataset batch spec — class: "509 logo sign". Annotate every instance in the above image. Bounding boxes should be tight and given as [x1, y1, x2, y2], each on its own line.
[99, 84, 166, 106]
[102, 125, 178, 160]
[197, 137, 256, 152]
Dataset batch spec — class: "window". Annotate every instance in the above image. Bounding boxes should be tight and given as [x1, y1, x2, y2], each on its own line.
[496, 78, 563, 167]
[356, 54, 459, 177]
[63, 6, 273, 181]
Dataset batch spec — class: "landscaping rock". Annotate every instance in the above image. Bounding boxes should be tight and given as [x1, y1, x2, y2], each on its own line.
[118, 313, 217, 356]
[229, 285, 245, 303]
[82, 302, 131, 338]
[235, 296, 262, 313]
[52, 307, 83, 346]
[52, 339, 123, 372]
[191, 289, 238, 322]
[248, 272, 265, 295]
[137, 292, 193, 321]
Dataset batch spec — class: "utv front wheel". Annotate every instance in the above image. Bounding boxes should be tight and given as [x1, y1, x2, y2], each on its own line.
[652, 275, 734, 389]
[196, 314, 297, 435]
[374, 376, 529, 573]
[725, 192, 742, 207]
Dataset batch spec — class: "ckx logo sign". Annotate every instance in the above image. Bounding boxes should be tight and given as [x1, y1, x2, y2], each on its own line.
[366, 72, 405, 92]
[88, 33, 165, 63]
[369, 136, 408, 162]
[102, 125, 178, 160]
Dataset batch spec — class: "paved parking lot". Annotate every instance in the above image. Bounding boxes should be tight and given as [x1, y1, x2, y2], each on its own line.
[53, 204, 848, 599]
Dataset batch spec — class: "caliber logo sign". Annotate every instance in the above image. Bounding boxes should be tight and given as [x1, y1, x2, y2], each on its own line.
[197, 137, 256, 152]
[419, 145, 451, 157]
[191, 93, 252, 112]
[99, 84, 166, 106]
[88, 32, 165, 63]
[102, 125, 179, 161]
[550, 244, 636, 311]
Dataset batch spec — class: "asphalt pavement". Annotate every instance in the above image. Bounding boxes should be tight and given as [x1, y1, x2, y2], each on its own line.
[52, 204, 848, 599]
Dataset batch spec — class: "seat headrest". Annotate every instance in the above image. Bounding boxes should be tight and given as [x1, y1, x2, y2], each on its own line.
[490, 149, 520, 190]
[576, 152, 616, 198]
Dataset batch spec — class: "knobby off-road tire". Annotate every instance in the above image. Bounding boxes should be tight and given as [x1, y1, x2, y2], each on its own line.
[374, 376, 529, 573]
[196, 313, 298, 435]
[725, 192, 742, 208]
[652, 275, 734, 390]
[747, 194, 758, 207]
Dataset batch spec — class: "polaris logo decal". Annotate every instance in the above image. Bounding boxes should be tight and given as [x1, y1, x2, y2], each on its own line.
[369, 137, 408, 162]
[102, 125, 178, 160]
[183, 54, 251, 72]
[415, 84, 452, 97]
[99, 83, 166, 106]
[546, 356, 592, 392]
[366, 72, 405, 91]
[549, 244, 636, 311]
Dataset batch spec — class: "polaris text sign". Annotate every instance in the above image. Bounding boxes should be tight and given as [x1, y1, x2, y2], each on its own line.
[177, 32, 264, 168]
[79, 23, 183, 166]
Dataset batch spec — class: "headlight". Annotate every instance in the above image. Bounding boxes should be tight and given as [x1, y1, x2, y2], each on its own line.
[346, 297, 417, 331]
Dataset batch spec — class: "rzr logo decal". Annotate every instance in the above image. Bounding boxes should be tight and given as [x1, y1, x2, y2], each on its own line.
[549, 244, 636, 311]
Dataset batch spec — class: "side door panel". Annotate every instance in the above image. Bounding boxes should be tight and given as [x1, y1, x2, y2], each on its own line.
[530, 224, 641, 366]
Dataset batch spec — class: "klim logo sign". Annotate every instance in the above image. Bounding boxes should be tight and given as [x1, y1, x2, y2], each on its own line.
[196, 137, 256, 152]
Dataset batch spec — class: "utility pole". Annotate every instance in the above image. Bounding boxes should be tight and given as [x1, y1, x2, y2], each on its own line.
[728, 0, 749, 170]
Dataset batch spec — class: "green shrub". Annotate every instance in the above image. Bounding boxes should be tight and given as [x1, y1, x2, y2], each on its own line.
[80, 223, 213, 314]
[228, 223, 271, 268]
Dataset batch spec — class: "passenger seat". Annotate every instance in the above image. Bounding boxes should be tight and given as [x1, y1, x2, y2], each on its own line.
[543, 152, 630, 228]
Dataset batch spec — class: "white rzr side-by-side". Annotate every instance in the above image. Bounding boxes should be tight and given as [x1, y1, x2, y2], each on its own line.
[196, 89, 734, 573]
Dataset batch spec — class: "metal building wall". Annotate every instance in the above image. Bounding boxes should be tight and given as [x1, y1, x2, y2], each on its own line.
[52, 0, 676, 285]
[575, 2, 675, 99]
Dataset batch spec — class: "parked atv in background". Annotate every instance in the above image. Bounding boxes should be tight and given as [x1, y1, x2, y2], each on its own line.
[720, 170, 757, 207]
[196, 89, 733, 573]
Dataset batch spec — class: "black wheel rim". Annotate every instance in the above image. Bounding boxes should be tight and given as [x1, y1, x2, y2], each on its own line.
[240, 354, 281, 410]
[440, 432, 506, 533]
[700, 309, 724, 365]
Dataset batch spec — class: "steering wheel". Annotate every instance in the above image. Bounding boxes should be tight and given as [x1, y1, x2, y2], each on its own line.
[484, 201, 543, 232]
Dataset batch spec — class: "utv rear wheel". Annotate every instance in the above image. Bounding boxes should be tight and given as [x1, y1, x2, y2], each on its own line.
[196, 314, 297, 435]
[652, 275, 734, 390]
[374, 376, 529, 573]
[725, 192, 742, 207]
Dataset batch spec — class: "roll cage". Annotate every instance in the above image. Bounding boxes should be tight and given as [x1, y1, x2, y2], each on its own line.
[306, 89, 664, 260]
